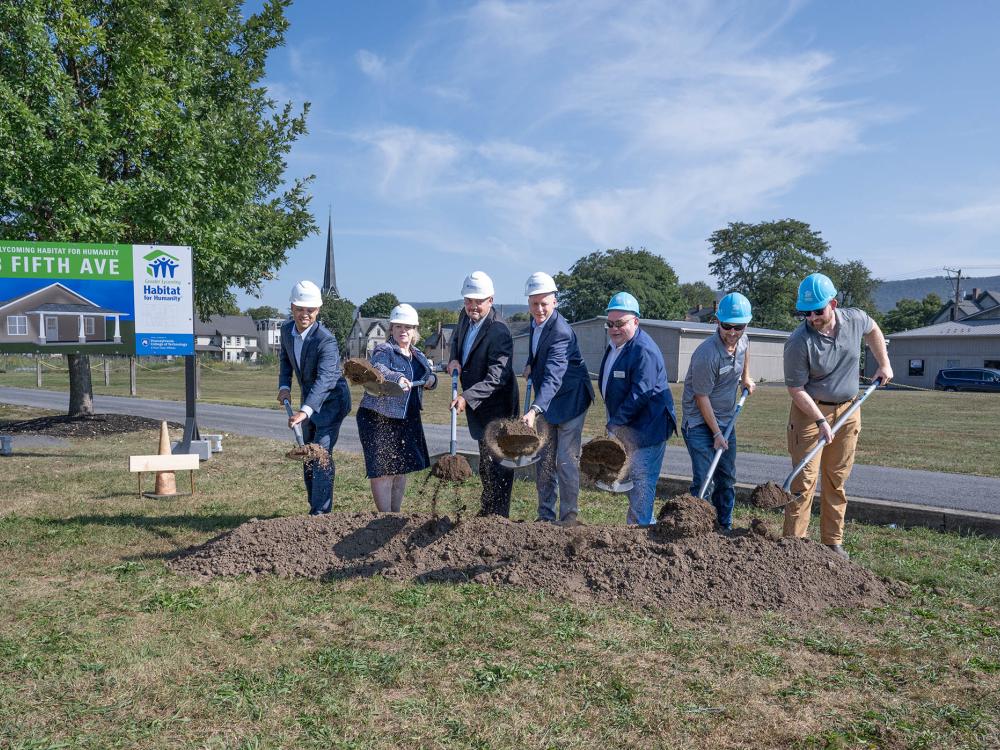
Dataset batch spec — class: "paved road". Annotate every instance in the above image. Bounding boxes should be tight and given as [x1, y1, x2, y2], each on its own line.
[3, 386, 998, 515]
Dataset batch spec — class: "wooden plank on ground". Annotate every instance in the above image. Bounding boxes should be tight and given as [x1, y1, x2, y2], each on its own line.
[129, 454, 200, 473]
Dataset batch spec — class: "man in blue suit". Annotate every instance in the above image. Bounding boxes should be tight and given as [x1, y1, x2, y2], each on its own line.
[277, 280, 352, 515]
[521, 272, 594, 525]
[597, 292, 676, 525]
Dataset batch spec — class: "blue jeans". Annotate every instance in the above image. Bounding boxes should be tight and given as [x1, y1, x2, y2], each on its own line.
[625, 441, 665, 526]
[302, 418, 344, 515]
[684, 422, 737, 529]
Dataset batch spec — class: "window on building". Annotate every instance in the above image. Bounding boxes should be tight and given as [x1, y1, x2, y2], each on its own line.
[908, 359, 924, 377]
[985, 360, 1000, 370]
[6, 315, 27, 335]
[85, 318, 96, 335]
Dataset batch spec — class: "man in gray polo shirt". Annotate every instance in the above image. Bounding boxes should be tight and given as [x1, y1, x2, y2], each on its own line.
[783, 272, 893, 559]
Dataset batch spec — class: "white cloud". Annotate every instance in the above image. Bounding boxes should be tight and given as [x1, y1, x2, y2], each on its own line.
[913, 198, 1000, 232]
[356, 49, 387, 81]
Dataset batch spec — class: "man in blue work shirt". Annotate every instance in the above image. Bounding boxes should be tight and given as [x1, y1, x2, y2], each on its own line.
[597, 292, 676, 525]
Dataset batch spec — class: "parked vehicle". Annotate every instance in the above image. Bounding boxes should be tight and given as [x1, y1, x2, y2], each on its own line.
[934, 367, 1000, 392]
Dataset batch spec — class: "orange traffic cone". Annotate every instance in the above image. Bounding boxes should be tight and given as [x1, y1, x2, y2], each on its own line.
[153, 420, 177, 496]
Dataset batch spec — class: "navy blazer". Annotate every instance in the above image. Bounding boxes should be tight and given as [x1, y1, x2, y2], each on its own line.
[525, 309, 594, 425]
[449, 308, 519, 440]
[598, 327, 676, 447]
[279, 320, 351, 428]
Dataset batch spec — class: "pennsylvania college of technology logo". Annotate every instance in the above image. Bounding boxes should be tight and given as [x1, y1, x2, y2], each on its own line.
[144, 249, 180, 279]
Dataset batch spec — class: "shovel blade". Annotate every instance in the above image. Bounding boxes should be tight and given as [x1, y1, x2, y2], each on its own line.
[499, 453, 542, 469]
[596, 479, 634, 493]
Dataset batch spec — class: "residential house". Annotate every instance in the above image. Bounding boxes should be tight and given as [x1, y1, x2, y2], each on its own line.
[0, 282, 128, 346]
[930, 288, 1000, 324]
[346, 316, 389, 358]
[195, 315, 260, 362]
[253, 317, 287, 355]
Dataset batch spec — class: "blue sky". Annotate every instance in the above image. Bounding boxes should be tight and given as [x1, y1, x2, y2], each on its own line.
[239, 0, 1000, 311]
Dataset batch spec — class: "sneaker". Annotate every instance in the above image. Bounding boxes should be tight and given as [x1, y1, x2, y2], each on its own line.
[826, 544, 850, 560]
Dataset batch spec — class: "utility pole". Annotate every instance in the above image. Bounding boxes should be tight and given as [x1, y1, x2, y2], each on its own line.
[944, 268, 962, 321]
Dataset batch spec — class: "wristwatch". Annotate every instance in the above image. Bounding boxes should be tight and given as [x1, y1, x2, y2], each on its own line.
[814, 418, 826, 427]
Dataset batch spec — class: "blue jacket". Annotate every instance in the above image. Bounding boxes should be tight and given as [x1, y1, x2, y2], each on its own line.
[358, 339, 438, 419]
[597, 327, 676, 447]
[525, 309, 594, 425]
[279, 320, 351, 428]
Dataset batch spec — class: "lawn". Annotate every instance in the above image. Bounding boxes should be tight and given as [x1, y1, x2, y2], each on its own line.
[0, 403, 998, 749]
[5, 355, 1000, 477]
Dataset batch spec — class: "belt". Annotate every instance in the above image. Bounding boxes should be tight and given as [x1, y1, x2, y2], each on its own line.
[817, 399, 851, 406]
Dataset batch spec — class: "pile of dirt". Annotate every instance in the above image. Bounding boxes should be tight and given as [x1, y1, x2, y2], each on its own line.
[168, 511, 897, 616]
[751, 481, 792, 509]
[655, 494, 717, 538]
[0, 413, 181, 438]
[495, 420, 541, 457]
[430, 454, 473, 482]
[286, 443, 332, 470]
[343, 358, 383, 386]
[580, 436, 628, 484]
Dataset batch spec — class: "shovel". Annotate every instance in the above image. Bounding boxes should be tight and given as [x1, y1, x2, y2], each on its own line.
[282, 398, 305, 448]
[499, 380, 542, 468]
[593, 435, 634, 493]
[759, 379, 882, 508]
[430, 371, 473, 481]
[696, 387, 750, 499]
[362, 378, 427, 397]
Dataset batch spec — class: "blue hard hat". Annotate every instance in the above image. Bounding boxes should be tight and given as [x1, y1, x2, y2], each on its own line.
[796, 273, 838, 311]
[606, 291, 640, 316]
[717, 292, 752, 325]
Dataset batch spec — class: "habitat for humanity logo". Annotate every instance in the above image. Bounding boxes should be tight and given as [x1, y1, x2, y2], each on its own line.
[144, 249, 180, 279]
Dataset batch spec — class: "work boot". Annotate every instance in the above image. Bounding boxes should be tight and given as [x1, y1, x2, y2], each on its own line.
[826, 544, 850, 560]
[558, 513, 580, 528]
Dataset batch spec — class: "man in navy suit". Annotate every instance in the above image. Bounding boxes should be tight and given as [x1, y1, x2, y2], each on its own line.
[598, 292, 676, 525]
[277, 280, 352, 515]
[521, 272, 594, 525]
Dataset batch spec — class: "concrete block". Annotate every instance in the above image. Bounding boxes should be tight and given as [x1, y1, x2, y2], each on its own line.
[171, 440, 211, 461]
[202, 434, 223, 453]
[0, 435, 12, 456]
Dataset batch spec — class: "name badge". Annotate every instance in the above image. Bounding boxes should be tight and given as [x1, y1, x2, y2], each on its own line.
[719, 365, 733, 375]
[613, 370, 626, 378]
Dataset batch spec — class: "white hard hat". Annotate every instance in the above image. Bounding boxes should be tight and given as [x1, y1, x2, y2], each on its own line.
[524, 271, 557, 297]
[289, 280, 323, 307]
[461, 271, 495, 299]
[388, 303, 419, 326]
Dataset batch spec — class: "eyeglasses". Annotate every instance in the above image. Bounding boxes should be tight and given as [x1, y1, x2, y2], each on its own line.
[800, 307, 827, 318]
[719, 323, 745, 331]
[605, 318, 635, 329]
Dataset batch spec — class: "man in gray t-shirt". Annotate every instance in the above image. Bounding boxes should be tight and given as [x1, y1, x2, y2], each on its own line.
[782, 273, 893, 559]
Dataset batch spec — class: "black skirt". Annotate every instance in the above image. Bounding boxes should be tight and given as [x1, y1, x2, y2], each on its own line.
[356, 396, 430, 479]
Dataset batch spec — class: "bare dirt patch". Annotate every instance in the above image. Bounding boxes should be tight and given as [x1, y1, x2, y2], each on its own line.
[751, 481, 792, 509]
[654, 493, 717, 538]
[580, 436, 628, 484]
[0, 413, 181, 438]
[168, 510, 897, 617]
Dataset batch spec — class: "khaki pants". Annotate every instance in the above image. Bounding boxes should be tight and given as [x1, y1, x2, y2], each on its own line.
[783, 401, 861, 545]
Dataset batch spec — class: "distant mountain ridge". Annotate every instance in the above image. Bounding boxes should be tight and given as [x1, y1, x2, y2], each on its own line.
[872, 275, 1000, 312]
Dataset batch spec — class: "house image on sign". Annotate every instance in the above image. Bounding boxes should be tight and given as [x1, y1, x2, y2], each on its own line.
[0, 282, 129, 346]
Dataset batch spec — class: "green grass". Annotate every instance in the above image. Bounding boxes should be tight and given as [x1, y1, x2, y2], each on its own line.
[5, 355, 1000, 476]
[0, 403, 998, 748]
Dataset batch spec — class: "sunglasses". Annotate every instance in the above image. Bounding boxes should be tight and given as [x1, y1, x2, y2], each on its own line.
[605, 318, 635, 329]
[719, 322, 745, 331]
[800, 307, 827, 318]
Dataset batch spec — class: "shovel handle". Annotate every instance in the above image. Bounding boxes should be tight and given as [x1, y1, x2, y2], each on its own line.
[282, 398, 305, 447]
[781, 379, 881, 492]
[697, 387, 750, 499]
[523, 379, 533, 415]
[450, 371, 458, 456]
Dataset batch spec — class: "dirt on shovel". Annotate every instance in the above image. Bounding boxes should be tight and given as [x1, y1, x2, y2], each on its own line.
[286, 443, 331, 470]
[495, 420, 541, 457]
[430, 454, 473, 482]
[580, 436, 628, 484]
[751, 481, 793, 509]
[343, 358, 384, 386]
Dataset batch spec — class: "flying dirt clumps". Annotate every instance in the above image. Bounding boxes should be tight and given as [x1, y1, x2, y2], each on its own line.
[655, 494, 717, 538]
[167, 512, 898, 617]
[495, 420, 541, 457]
[286, 443, 331, 470]
[580, 436, 628, 484]
[431, 454, 473, 482]
[343, 358, 383, 386]
[751, 481, 791, 509]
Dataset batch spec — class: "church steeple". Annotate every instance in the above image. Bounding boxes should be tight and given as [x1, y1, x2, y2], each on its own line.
[322, 206, 339, 298]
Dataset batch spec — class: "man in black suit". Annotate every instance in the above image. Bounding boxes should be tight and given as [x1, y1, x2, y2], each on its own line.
[277, 280, 352, 515]
[447, 271, 519, 516]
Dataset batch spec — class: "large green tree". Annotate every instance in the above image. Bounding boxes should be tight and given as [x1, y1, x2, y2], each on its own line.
[708, 220, 830, 330]
[0, 0, 314, 414]
[418, 308, 458, 343]
[819, 259, 880, 315]
[553, 247, 685, 322]
[318, 294, 356, 357]
[358, 292, 400, 319]
[245, 305, 282, 320]
[881, 293, 942, 335]
[679, 281, 718, 311]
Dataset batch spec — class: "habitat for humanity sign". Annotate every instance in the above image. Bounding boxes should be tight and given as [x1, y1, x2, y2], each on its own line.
[0, 241, 193, 356]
